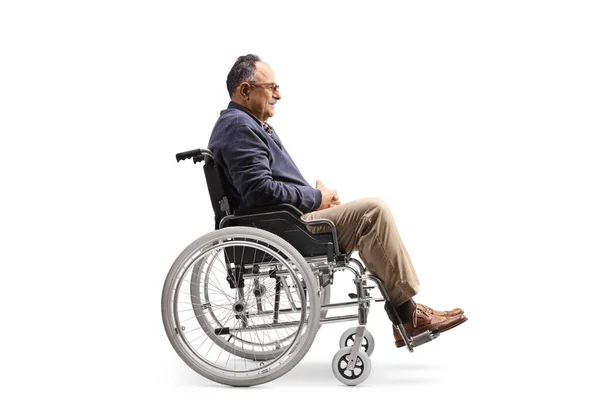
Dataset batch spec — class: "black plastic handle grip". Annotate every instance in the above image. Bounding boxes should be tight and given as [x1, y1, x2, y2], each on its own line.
[176, 149, 204, 162]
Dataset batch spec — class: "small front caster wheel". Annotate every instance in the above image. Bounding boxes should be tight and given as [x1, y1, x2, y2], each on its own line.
[338, 327, 375, 356]
[331, 347, 371, 386]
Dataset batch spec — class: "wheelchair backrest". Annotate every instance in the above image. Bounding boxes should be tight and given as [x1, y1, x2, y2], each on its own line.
[200, 150, 241, 229]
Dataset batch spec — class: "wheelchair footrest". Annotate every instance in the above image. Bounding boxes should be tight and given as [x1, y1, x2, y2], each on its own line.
[411, 329, 440, 348]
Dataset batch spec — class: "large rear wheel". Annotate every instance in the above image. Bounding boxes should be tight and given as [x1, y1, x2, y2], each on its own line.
[162, 227, 321, 387]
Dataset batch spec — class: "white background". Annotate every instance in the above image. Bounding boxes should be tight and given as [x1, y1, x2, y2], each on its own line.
[1, 1, 599, 398]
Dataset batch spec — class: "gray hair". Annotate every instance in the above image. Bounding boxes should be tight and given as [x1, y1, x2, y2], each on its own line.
[226, 54, 262, 98]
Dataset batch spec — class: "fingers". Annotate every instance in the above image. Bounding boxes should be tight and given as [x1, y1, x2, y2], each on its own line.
[332, 190, 339, 202]
[329, 192, 341, 208]
[316, 181, 341, 208]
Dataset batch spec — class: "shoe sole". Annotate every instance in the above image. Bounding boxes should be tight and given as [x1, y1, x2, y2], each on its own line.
[395, 316, 468, 348]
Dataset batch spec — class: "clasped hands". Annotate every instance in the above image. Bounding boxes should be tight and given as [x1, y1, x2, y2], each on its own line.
[316, 179, 340, 210]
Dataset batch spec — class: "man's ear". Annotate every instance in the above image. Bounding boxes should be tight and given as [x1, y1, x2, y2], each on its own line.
[240, 83, 250, 99]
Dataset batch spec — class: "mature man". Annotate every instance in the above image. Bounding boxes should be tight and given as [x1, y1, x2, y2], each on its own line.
[208, 54, 467, 347]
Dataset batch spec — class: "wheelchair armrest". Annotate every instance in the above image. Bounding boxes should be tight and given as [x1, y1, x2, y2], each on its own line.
[234, 204, 304, 218]
[219, 205, 342, 260]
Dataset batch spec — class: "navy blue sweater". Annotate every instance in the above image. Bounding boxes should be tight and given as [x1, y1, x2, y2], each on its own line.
[208, 102, 322, 213]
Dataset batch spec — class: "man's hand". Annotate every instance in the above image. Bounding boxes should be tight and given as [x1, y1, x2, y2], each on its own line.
[316, 180, 341, 210]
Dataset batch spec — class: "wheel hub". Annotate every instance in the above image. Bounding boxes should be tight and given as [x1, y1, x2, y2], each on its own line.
[233, 300, 246, 315]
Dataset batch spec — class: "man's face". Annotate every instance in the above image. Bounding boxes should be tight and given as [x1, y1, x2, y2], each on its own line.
[245, 62, 281, 122]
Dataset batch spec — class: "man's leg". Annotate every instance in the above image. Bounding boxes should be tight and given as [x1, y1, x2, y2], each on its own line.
[302, 198, 467, 347]
[302, 198, 419, 305]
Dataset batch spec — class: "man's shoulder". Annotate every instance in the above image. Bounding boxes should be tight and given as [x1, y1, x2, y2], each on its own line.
[216, 108, 260, 131]
[209, 107, 267, 150]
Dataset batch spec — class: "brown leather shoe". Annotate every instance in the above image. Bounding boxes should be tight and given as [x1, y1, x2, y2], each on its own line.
[394, 306, 467, 348]
[416, 303, 464, 317]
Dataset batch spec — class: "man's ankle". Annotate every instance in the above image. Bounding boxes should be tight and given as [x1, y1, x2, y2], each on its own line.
[394, 299, 416, 324]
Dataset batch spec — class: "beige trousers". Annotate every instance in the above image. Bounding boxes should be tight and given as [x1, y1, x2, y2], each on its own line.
[302, 198, 420, 305]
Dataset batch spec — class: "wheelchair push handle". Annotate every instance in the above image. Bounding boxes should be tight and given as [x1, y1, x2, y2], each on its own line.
[176, 149, 205, 163]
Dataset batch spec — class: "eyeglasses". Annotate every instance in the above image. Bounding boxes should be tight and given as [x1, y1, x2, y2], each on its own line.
[248, 82, 280, 92]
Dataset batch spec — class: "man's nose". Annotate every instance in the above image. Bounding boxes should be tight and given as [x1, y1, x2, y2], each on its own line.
[273, 90, 281, 100]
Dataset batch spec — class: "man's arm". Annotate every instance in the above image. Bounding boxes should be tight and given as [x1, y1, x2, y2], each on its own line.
[220, 125, 322, 213]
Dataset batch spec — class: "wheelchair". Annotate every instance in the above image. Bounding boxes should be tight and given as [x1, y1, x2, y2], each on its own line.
[161, 148, 441, 386]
